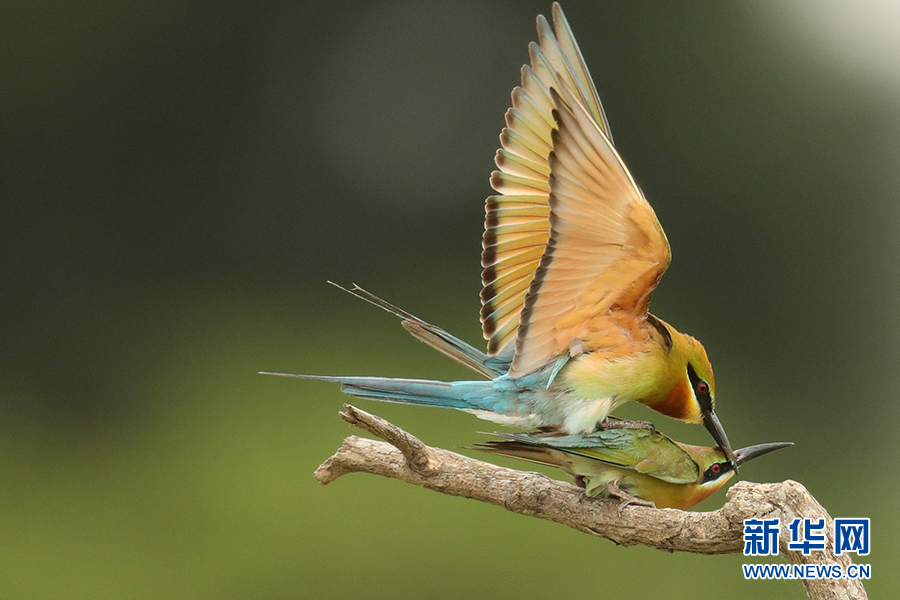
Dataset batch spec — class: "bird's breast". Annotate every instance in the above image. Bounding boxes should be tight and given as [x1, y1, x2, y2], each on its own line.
[558, 345, 668, 403]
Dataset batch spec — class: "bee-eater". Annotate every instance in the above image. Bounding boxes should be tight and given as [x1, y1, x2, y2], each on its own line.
[476, 428, 792, 510]
[266, 4, 736, 460]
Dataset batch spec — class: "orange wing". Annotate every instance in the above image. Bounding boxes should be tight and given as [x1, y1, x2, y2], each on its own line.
[480, 4, 613, 356]
[508, 85, 670, 377]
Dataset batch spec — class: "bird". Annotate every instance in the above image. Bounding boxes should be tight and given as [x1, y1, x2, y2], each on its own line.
[475, 427, 792, 510]
[265, 3, 736, 461]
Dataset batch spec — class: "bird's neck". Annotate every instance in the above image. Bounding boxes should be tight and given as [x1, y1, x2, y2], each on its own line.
[647, 375, 701, 422]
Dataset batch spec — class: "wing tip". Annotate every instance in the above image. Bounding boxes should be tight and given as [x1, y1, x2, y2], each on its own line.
[481, 238, 496, 267]
[480, 263, 497, 288]
[489, 170, 505, 193]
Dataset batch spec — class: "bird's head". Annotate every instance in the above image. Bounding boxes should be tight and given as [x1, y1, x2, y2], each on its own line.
[653, 328, 737, 464]
[677, 441, 794, 507]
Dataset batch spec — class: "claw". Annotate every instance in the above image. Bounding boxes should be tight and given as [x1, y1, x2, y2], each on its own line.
[606, 480, 656, 515]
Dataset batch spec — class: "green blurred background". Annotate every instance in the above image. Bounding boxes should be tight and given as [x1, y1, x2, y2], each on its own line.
[4, 0, 898, 598]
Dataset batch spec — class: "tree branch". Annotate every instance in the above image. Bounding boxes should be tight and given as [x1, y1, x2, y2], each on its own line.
[315, 405, 867, 600]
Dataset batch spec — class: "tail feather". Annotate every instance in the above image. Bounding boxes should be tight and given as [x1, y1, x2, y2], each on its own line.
[473, 439, 564, 468]
[261, 372, 483, 411]
[329, 282, 507, 378]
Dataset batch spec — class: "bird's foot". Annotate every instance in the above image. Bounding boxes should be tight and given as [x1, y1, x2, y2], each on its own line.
[597, 418, 656, 432]
[606, 480, 656, 515]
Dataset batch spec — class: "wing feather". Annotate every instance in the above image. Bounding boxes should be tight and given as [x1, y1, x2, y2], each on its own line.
[508, 84, 669, 377]
[481, 5, 613, 354]
[495, 149, 550, 180]
[484, 429, 699, 485]
[500, 125, 548, 163]
[550, 3, 612, 139]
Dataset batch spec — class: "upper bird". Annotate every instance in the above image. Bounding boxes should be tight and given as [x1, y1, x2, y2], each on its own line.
[265, 3, 734, 461]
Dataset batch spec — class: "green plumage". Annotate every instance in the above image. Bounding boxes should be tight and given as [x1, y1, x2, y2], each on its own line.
[477, 428, 699, 485]
[475, 428, 791, 510]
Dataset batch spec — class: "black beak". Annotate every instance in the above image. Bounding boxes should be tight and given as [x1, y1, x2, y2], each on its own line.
[702, 408, 736, 469]
[733, 441, 794, 467]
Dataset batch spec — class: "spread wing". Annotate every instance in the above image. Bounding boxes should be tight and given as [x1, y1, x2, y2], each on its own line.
[481, 4, 612, 356]
[480, 4, 670, 377]
[508, 86, 670, 377]
[486, 429, 699, 485]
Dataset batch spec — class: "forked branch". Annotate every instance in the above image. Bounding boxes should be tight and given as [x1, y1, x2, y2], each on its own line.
[315, 405, 866, 600]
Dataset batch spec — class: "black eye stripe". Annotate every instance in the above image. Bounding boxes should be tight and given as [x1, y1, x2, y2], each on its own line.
[702, 462, 732, 483]
[687, 363, 713, 412]
[686, 363, 700, 388]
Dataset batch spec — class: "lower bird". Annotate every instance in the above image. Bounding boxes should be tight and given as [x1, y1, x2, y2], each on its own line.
[475, 428, 792, 510]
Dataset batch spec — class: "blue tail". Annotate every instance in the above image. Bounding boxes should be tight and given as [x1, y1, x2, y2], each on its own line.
[329, 282, 511, 378]
[263, 372, 498, 412]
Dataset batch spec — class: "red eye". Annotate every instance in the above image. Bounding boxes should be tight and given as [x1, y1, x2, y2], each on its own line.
[697, 381, 709, 395]
[711, 463, 721, 474]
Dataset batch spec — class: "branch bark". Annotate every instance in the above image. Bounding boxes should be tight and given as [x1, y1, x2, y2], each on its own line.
[316, 405, 867, 600]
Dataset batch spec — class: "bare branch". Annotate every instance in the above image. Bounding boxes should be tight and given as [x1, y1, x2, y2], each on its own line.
[315, 406, 867, 600]
[339, 404, 434, 474]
